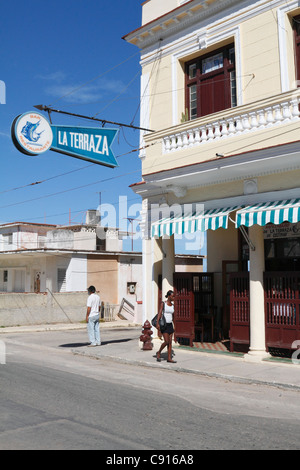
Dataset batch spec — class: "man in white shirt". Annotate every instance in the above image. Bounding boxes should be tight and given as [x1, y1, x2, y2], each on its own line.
[86, 285, 101, 346]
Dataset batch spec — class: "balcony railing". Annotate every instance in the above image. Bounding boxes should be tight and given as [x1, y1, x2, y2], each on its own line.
[162, 90, 300, 154]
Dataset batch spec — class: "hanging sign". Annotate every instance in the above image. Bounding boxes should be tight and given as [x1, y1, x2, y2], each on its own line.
[11, 111, 119, 167]
[11, 111, 53, 156]
[50, 125, 118, 167]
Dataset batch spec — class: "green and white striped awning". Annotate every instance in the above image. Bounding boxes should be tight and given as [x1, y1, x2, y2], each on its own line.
[151, 206, 239, 238]
[236, 199, 300, 228]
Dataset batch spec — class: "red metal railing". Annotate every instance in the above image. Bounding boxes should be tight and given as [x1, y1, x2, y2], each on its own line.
[229, 273, 250, 351]
[229, 271, 300, 352]
[174, 273, 195, 347]
[264, 272, 300, 349]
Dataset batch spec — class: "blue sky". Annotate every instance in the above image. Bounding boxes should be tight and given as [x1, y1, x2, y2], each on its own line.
[0, 0, 204, 255]
[0, 0, 144, 248]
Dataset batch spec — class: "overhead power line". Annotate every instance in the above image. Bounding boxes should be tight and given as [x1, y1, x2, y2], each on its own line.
[2, 121, 298, 210]
[0, 164, 94, 195]
[48, 51, 141, 106]
[0, 139, 158, 196]
[0, 170, 141, 210]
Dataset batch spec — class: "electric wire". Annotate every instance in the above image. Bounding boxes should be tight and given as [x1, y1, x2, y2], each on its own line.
[51, 72, 256, 109]
[0, 139, 159, 197]
[15, 195, 142, 223]
[2, 3, 299, 264]
[3, 48, 300, 217]
[93, 70, 141, 118]
[1, 57, 257, 196]
[48, 51, 140, 107]
[1, 121, 299, 215]
[0, 164, 94, 195]
[130, 40, 163, 127]
[0, 169, 141, 210]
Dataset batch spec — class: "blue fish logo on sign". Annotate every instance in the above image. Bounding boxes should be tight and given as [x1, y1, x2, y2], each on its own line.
[21, 120, 45, 145]
[11, 111, 53, 156]
[51, 125, 119, 168]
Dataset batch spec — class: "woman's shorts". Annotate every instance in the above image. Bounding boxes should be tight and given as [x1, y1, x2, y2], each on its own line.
[162, 323, 174, 335]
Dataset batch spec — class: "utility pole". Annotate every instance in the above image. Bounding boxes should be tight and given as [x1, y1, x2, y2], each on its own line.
[96, 192, 101, 226]
[96, 191, 101, 208]
[124, 217, 141, 251]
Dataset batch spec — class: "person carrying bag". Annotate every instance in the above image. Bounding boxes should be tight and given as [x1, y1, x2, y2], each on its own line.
[156, 290, 176, 363]
[151, 303, 166, 333]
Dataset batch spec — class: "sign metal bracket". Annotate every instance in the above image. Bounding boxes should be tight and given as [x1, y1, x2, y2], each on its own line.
[34, 105, 155, 133]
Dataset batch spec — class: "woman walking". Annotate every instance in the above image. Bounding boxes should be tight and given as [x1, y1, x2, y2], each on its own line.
[156, 290, 176, 363]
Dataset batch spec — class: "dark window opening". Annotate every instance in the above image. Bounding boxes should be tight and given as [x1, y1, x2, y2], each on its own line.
[185, 44, 236, 120]
[293, 15, 300, 84]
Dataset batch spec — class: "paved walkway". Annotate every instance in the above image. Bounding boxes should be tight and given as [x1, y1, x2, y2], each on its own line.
[1, 321, 300, 391]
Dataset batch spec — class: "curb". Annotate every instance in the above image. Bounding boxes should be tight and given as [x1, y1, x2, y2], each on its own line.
[3, 323, 300, 392]
[0, 322, 141, 334]
[71, 348, 300, 392]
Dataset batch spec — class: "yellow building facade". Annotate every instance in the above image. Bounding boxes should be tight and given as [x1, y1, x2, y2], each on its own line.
[125, 0, 300, 360]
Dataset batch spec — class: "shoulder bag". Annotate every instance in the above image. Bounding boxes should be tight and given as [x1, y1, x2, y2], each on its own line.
[151, 302, 166, 330]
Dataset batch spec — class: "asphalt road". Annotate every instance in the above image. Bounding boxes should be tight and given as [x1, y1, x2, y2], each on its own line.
[0, 328, 299, 451]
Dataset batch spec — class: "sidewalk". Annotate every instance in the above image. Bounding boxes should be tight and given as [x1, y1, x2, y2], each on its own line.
[1, 321, 300, 391]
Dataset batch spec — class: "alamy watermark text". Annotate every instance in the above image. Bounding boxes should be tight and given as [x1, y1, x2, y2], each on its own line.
[0, 80, 6, 104]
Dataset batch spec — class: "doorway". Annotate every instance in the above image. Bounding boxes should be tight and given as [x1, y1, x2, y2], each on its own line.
[0, 270, 8, 292]
[173, 273, 214, 346]
[34, 271, 41, 293]
[222, 260, 240, 338]
[14, 269, 25, 293]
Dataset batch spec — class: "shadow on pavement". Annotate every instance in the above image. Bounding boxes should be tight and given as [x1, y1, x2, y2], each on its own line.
[59, 338, 134, 348]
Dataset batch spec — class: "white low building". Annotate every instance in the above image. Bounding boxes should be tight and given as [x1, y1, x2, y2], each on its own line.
[0, 211, 204, 326]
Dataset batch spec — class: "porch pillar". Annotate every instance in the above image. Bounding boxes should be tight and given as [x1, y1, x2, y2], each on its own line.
[245, 225, 270, 362]
[162, 235, 175, 296]
[142, 237, 152, 324]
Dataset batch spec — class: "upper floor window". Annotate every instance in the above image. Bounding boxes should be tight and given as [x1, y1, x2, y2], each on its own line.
[2, 233, 13, 246]
[293, 15, 300, 84]
[57, 268, 67, 292]
[185, 44, 236, 120]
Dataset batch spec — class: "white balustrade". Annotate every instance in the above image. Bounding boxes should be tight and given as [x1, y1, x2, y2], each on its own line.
[257, 109, 267, 129]
[194, 128, 201, 145]
[227, 118, 236, 137]
[249, 111, 258, 130]
[213, 121, 221, 140]
[200, 125, 208, 144]
[273, 104, 283, 125]
[162, 95, 300, 153]
[291, 98, 300, 120]
[182, 131, 189, 148]
[188, 130, 195, 146]
[234, 115, 243, 135]
[220, 119, 229, 138]
[241, 114, 251, 132]
[281, 101, 292, 122]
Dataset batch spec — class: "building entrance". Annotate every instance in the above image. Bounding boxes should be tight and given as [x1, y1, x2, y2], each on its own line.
[173, 273, 215, 346]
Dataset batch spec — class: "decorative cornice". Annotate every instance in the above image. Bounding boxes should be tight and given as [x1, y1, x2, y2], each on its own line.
[124, 0, 243, 50]
[141, 141, 300, 192]
[125, 0, 296, 55]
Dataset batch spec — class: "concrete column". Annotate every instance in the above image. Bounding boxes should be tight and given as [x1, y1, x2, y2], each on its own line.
[142, 237, 152, 324]
[45, 257, 56, 308]
[7, 269, 13, 293]
[162, 236, 175, 295]
[245, 225, 270, 362]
